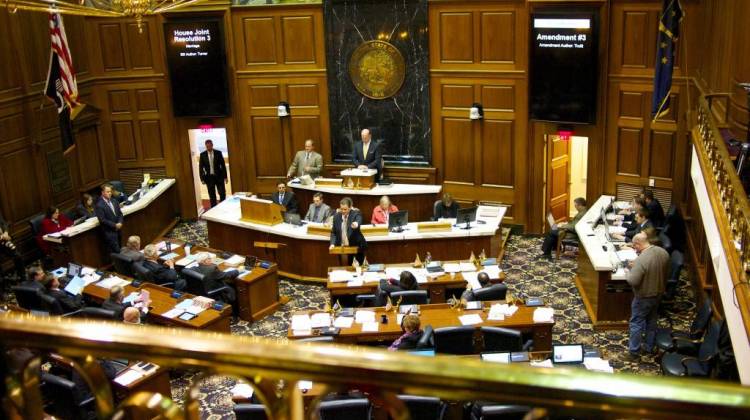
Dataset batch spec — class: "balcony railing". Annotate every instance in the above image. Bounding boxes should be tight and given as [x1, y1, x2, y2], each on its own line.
[2, 313, 750, 419]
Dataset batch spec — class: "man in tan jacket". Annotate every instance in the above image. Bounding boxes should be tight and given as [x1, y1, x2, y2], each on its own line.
[626, 232, 670, 359]
[287, 139, 323, 179]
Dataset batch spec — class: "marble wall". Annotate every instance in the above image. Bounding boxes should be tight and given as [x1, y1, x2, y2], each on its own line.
[324, 0, 431, 166]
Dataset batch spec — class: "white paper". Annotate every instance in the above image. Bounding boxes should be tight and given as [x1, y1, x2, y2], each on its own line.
[95, 276, 130, 289]
[292, 329, 312, 336]
[347, 279, 364, 287]
[459, 262, 477, 272]
[224, 255, 245, 266]
[480, 265, 502, 279]
[114, 369, 144, 386]
[175, 257, 193, 266]
[310, 313, 331, 328]
[231, 383, 255, 399]
[443, 263, 461, 273]
[482, 353, 510, 363]
[462, 272, 482, 289]
[162, 308, 185, 319]
[584, 357, 614, 373]
[397, 314, 404, 325]
[354, 311, 375, 324]
[384, 267, 405, 279]
[616, 249, 638, 261]
[186, 305, 206, 315]
[609, 226, 627, 235]
[530, 359, 554, 368]
[298, 381, 313, 391]
[329, 270, 354, 283]
[458, 314, 483, 326]
[175, 299, 194, 310]
[361, 321, 380, 332]
[291, 314, 311, 330]
[81, 267, 96, 276]
[533, 307, 555, 323]
[333, 316, 354, 328]
[160, 252, 179, 260]
[362, 272, 384, 283]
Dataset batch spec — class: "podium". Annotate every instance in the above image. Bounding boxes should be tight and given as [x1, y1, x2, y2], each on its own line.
[330, 245, 359, 265]
[239, 197, 284, 225]
[340, 168, 377, 190]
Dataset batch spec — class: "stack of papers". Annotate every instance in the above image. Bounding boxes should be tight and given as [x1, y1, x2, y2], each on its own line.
[160, 252, 180, 260]
[462, 272, 482, 289]
[95, 276, 130, 289]
[122, 291, 142, 305]
[114, 369, 144, 386]
[584, 357, 614, 373]
[310, 313, 331, 328]
[459, 262, 477, 272]
[329, 270, 354, 283]
[616, 249, 638, 261]
[231, 383, 255, 399]
[609, 226, 627, 235]
[162, 308, 185, 318]
[443, 263, 461, 273]
[224, 255, 245, 266]
[362, 272, 384, 283]
[384, 267, 405, 279]
[488, 304, 518, 320]
[347, 279, 364, 287]
[333, 316, 354, 328]
[354, 311, 375, 324]
[529, 359, 554, 368]
[298, 381, 313, 391]
[63, 276, 85, 295]
[458, 314, 483, 325]
[82, 267, 96, 276]
[533, 307, 555, 323]
[480, 265, 502, 279]
[291, 314, 312, 331]
[361, 322, 379, 332]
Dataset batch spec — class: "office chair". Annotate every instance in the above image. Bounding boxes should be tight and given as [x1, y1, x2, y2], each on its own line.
[661, 319, 723, 377]
[655, 294, 712, 354]
[132, 261, 152, 282]
[417, 325, 434, 349]
[432, 199, 442, 221]
[12, 285, 46, 311]
[471, 284, 507, 302]
[481, 327, 533, 352]
[40, 293, 65, 315]
[663, 250, 684, 302]
[398, 395, 447, 420]
[28, 213, 45, 237]
[233, 403, 268, 420]
[63, 307, 117, 320]
[355, 293, 378, 307]
[434, 326, 476, 355]
[40, 372, 96, 420]
[109, 180, 127, 196]
[111, 252, 135, 277]
[318, 398, 372, 420]
[391, 290, 429, 305]
[182, 268, 232, 301]
[470, 403, 532, 420]
[555, 231, 579, 260]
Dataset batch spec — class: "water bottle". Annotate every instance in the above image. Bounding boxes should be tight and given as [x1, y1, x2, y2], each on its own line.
[425, 252, 432, 265]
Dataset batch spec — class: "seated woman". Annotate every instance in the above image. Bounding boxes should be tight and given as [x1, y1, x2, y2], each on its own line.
[376, 270, 418, 306]
[388, 314, 423, 351]
[37, 206, 72, 254]
[433, 192, 460, 220]
[371, 195, 398, 225]
[75, 193, 96, 220]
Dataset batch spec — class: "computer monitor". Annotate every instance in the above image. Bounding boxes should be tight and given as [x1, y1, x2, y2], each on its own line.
[388, 210, 408, 232]
[455, 207, 477, 230]
[552, 344, 585, 364]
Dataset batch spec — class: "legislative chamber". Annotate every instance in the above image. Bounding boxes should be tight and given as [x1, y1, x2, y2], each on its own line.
[1, 0, 749, 419]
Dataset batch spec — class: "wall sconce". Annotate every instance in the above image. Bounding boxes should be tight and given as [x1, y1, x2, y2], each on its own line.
[469, 103, 483, 120]
[277, 102, 290, 117]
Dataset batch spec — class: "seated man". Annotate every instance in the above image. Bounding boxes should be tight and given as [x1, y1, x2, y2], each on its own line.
[388, 314, 424, 351]
[371, 195, 398, 225]
[123, 306, 141, 324]
[376, 271, 418, 306]
[618, 197, 646, 228]
[287, 139, 323, 179]
[271, 182, 299, 214]
[613, 208, 652, 243]
[42, 273, 83, 313]
[120, 235, 144, 262]
[20, 266, 45, 291]
[461, 272, 491, 301]
[540, 197, 587, 259]
[433, 192, 460, 220]
[304, 192, 333, 223]
[102, 285, 134, 320]
[194, 252, 237, 304]
[142, 244, 186, 290]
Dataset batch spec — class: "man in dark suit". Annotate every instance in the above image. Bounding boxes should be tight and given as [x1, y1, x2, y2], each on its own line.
[0, 212, 24, 286]
[42, 273, 83, 313]
[271, 182, 299, 214]
[94, 183, 124, 254]
[329, 197, 367, 265]
[194, 252, 237, 304]
[352, 128, 383, 180]
[614, 208, 653, 242]
[199, 139, 228, 208]
[20, 266, 45, 291]
[142, 245, 186, 290]
[376, 271, 418, 306]
[642, 190, 665, 227]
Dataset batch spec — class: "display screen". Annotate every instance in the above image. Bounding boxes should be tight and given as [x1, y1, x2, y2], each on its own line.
[164, 19, 230, 117]
[530, 12, 598, 124]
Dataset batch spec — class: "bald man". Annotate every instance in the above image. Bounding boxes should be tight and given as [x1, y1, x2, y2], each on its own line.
[123, 307, 141, 324]
[287, 139, 323, 178]
[352, 128, 383, 180]
[625, 232, 669, 360]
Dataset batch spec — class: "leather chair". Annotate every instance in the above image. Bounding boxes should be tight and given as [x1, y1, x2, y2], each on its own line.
[434, 326, 476, 355]
[432, 199, 442, 221]
[318, 398, 372, 420]
[661, 319, 723, 377]
[417, 325, 434, 349]
[12, 285, 45, 311]
[28, 213, 45, 238]
[40, 372, 95, 420]
[662, 205, 686, 253]
[182, 268, 232, 302]
[41, 293, 65, 315]
[391, 290, 429, 305]
[132, 261, 153, 282]
[470, 403, 532, 420]
[233, 403, 268, 420]
[111, 252, 135, 277]
[471, 284, 507, 302]
[481, 327, 533, 352]
[63, 307, 117, 320]
[355, 293, 378, 307]
[398, 395, 447, 420]
[555, 231, 579, 260]
[663, 250, 684, 302]
[656, 294, 712, 354]
[109, 180, 126, 196]
[297, 336, 335, 343]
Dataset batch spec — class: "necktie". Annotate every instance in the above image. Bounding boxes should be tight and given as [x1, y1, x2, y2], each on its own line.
[313, 206, 320, 221]
[208, 151, 215, 175]
[279, 193, 284, 204]
[363, 142, 369, 159]
[106, 199, 115, 214]
[342, 215, 349, 246]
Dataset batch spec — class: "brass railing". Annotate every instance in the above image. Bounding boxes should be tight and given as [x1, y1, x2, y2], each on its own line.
[693, 94, 750, 337]
[2, 313, 750, 419]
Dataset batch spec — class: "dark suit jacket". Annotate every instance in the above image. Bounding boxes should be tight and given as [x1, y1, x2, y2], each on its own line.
[329, 210, 366, 250]
[271, 191, 299, 214]
[434, 201, 460, 220]
[194, 264, 237, 302]
[646, 199, 665, 227]
[142, 259, 178, 285]
[102, 298, 130, 320]
[94, 197, 123, 235]
[625, 220, 654, 241]
[19, 280, 44, 291]
[376, 278, 416, 305]
[199, 149, 227, 181]
[352, 140, 383, 173]
[47, 289, 83, 312]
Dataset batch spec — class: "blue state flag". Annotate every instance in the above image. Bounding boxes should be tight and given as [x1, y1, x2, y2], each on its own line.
[651, 0, 684, 121]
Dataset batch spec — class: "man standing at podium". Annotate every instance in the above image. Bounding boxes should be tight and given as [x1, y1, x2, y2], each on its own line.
[287, 139, 323, 179]
[329, 197, 366, 264]
[199, 139, 227, 208]
[352, 129, 383, 180]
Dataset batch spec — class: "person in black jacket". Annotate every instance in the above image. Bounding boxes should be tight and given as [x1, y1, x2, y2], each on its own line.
[433, 192, 460, 220]
[94, 183, 124, 254]
[642, 189, 665, 227]
[20, 266, 45, 291]
[194, 252, 237, 304]
[0, 212, 24, 283]
[199, 139, 228, 208]
[42, 274, 83, 313]
[271, 182, 299, 214]
[376, 271, 418, 306]
[102, 285, 133, 320]
[142, 245, 186, 290]
[329, 198, 367, 265]
[388, 314, 424, 351]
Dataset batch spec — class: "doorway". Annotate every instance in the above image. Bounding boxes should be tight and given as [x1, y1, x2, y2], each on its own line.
[188, 128, 233, 215]
[568, 136, 589, 217]
[544, 134, 588, 226]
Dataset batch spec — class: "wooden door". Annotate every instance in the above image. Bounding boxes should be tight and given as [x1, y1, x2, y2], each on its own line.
[546, 135, 571, 223]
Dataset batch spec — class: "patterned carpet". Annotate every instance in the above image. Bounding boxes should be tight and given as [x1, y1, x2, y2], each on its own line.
[161, 220, 697, 418]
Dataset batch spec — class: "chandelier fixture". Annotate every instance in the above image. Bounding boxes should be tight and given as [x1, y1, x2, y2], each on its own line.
[1, 0, 205, 31]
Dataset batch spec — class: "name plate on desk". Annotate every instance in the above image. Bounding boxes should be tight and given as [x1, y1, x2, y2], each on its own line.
[361, 225, 389, 237]
[307, 224, 332, 236]
[330, 246, 359, 255]
[314, 178, 343, 188]
[416, 221, 452, 233]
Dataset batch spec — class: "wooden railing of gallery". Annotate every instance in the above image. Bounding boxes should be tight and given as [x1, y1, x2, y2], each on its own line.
[692, 93, 750, 341]
[1, 314, 750, 420]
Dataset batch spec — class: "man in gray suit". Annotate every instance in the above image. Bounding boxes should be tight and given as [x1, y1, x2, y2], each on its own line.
[304, 193, 332, 223]
[287, 139, 323, 178]
[120, 235, 144, 262]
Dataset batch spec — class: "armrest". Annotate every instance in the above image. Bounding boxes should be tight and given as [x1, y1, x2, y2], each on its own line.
[522, 339, 534, 352]
[673, 336, 701, 356]
[356, 294, 377, 307]
[78, 396, 96, 408]
[62, 309, 82, 318]
[207, 285, 230, 298]
[160, 282, 175, 289]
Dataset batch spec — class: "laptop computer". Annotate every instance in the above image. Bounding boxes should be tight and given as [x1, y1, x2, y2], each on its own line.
[284, 213, 302, 226]
[546, 212, 557, 230]
[552, 344, 585, 365]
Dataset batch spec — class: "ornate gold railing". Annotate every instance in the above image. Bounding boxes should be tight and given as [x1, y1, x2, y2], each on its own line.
[2, 314, 750, 420]
[693, 94, 750, 337]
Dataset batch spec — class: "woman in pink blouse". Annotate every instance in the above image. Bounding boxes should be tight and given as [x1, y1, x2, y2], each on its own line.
[371, 195, 398, 225]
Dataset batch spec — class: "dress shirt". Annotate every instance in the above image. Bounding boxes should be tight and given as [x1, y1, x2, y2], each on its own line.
[106, 199, 115, 214]
[341, 215, 349, 246]
[362, 142, 370, 160]
[208, 151, 215, 175]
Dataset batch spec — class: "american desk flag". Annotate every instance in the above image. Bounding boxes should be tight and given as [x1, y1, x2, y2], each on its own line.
[651, 0, 683, 122]
[44, 13, 84, 155]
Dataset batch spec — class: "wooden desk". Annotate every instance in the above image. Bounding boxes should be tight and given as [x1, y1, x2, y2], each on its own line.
[326, 263, 505, 304]
[288, 302, 553, 351]
[83, 277, 231, 332]
[155, 238, 281, 322]
[574, 195, 633, 330]
[113, 363, 172, 420]
[46, 179, 179, 268]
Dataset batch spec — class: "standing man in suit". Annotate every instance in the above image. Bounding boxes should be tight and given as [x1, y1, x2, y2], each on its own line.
[329, 197, 367, 264]
[287, 139, 323, 179]
[95, 183, 124, 254]
[352, 129, 383, 180]
[642, 190, 665, 227]
[199, 139, 228, 208]
[304, 192, 332, 223]
[42, 273, 83, 313]
[271, 182, 299, 214]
